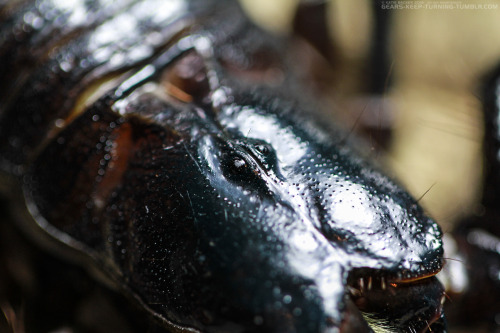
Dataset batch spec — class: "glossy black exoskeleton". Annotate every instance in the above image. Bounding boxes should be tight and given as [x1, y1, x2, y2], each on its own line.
[0, 0, 446, 332]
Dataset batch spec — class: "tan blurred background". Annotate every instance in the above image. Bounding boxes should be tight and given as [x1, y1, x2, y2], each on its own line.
[239, 0, 500, 232]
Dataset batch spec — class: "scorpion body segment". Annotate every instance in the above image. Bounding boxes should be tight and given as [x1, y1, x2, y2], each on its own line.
[0, 1, 446, 332]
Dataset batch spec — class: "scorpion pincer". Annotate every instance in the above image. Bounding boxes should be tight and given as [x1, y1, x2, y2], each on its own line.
[0, 0, 446, 332]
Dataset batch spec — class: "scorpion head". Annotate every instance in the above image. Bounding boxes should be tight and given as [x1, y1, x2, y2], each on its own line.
[184, 91, 446, 332]
[23, 48, 446, 333]
[25, 81, 446, 332]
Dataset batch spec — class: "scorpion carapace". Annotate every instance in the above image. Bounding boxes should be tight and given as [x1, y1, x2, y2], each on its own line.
[0, 0, 446, 332]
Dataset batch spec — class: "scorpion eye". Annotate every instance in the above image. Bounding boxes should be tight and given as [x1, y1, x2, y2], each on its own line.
[255, 143, 270, 155]
[220, 151, 272, 196]
[220, 152, 255, 183]
[219, 150, 274, 196]
[232, 157, 247, 169]
[249, 141, 278, 172]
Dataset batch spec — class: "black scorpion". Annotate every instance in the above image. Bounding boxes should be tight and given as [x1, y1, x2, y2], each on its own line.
[0, 0, 450, 332]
